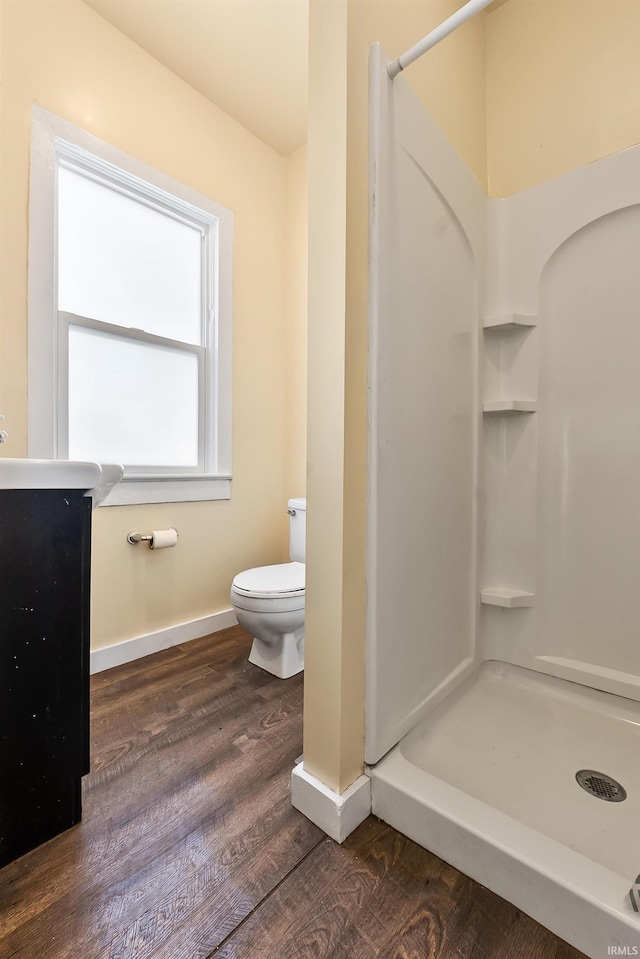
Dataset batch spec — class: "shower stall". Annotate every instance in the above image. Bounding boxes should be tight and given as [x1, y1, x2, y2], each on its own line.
[365, 42, 640, 957]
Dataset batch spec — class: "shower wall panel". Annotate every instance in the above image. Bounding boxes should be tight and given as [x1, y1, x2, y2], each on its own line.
[365, 46, 484, 764]
[480, 148, 640, 701]
[536, 205, 640, 692]
[368, 47, 640, 762]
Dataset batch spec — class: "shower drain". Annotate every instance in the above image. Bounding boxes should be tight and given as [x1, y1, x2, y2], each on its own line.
[575, 769, 627, 802]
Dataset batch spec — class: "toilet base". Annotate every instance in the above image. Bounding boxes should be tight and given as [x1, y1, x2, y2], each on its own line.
[248, 629, 304, 679]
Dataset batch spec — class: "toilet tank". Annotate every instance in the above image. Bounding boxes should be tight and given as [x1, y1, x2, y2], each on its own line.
[288, 497, 306, 563]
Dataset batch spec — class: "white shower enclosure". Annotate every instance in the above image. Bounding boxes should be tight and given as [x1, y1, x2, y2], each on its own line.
[366, 44, 640, 957]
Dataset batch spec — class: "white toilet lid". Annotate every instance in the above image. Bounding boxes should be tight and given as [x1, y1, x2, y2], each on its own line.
[232, 562, 305, 598]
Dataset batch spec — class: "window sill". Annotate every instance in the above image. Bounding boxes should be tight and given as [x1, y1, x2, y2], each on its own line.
[100, 474, 231, 506]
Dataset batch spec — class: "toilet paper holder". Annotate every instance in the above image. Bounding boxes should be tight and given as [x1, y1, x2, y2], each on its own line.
[127, 528, 179, 547]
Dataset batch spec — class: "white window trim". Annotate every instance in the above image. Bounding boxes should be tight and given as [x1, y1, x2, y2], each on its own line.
[28, 105, 233, 505]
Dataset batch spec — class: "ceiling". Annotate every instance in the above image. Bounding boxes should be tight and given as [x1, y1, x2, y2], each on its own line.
[81, 0, 309, 156]
[80, 1, 511, 157]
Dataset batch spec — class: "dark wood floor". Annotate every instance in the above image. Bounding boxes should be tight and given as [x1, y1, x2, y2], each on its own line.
[0, 625, 585, 958]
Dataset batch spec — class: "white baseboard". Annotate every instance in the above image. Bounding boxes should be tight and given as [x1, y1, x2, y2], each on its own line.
[291, 763, 371, 843]
[90, 608, 238, 674]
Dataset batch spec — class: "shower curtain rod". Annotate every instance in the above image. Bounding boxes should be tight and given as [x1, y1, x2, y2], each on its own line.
[387, 0, 494, 79]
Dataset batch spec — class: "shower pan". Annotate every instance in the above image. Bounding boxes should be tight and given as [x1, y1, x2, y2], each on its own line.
[365, 43, 640, 958]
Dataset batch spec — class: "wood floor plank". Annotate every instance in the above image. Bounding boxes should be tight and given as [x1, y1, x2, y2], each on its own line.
[2, 659, 298, 913]
[212, 817, 587, 959]
[3, 726, 312, 954]
[0, 626, 587, 959]
[0, 628, 322, 959]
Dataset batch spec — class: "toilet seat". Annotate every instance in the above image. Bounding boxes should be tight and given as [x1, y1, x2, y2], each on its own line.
[232, 561, 305, 599]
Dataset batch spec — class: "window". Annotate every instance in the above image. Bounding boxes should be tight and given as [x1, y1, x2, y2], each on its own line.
[28, 106, 233, 504]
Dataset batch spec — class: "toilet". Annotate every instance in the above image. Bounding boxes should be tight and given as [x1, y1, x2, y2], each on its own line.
[230, 498, 306, 679]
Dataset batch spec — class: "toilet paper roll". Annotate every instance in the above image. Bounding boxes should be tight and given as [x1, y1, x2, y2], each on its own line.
[149, 528, 178, 550]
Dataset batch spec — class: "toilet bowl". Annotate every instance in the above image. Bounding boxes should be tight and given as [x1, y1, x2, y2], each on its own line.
[230, 498, 306, 679]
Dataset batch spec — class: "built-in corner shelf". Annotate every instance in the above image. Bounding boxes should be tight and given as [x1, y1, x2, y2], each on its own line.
[483, 314, 537, 332]
[483, 400, 536, 414]
[481, 587, 535, 608]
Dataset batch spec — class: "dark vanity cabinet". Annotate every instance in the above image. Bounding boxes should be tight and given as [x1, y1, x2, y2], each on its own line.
[0, 489, 92, 867]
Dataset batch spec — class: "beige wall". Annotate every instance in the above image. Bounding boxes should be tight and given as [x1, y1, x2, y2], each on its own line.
[350, 0, 488, 188]
[305, 0, 349, 792]
[284, 144, 308, 500]
[0, 0, 306, 649]
[487, 0, 640, 196]
[304, 0, 487, 793]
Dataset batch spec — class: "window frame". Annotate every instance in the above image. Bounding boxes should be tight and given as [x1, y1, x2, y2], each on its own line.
[28, 106, 233, 505]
